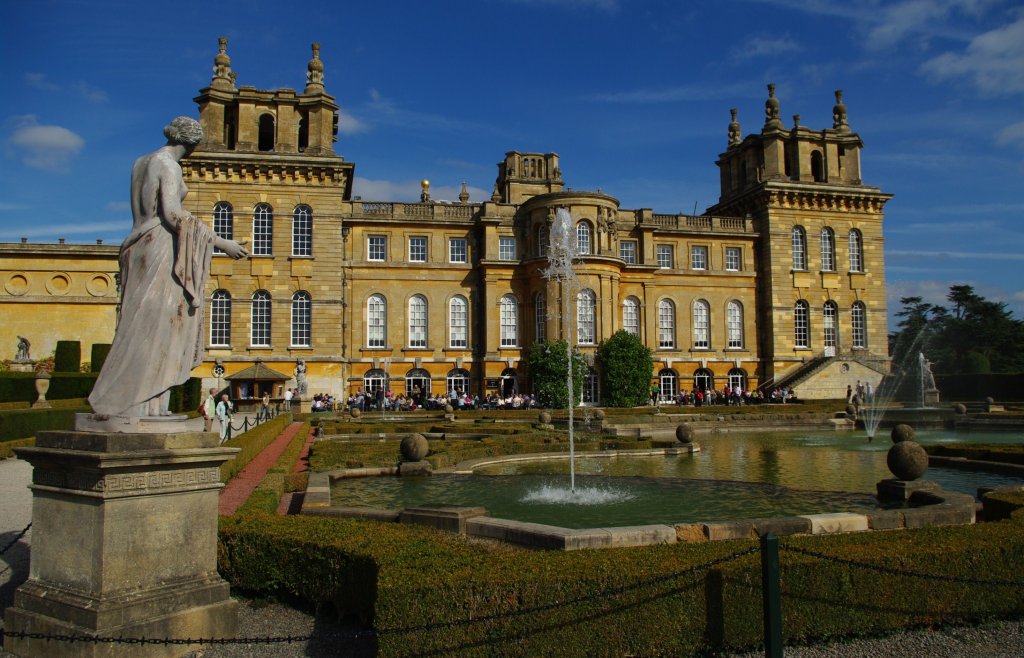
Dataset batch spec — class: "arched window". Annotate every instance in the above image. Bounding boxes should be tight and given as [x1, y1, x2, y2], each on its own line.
[727, 368, 747, 392]
[694, 367, 714, 392]
[449, 296, 468, 348]
[258, 114, 275, 151]
[537, 224, 549, 257]
[253, 203, 273, 256]
[363, 368, 386, 396]
[820, 228, 835, 271]
[250, 290, 271, 347]
[576, 221, 591, 255]
[500, 295, 518, 347]
[291, 291, 311, 347]
[848, 229, 864, 272]
[577, 289, 596, 345]
[811, 150, 824, 182]
[446, 368, 471, 396]
[408, 295, 427, 348]
[405, 368, 431, 398]
[534, 292, 547, 342]
[297, 111, 309, 152]
[210, 290, 231, 346]
[213, 202, 233, 255]
[693, 299, 710, 349]
[852, 301, 868, 349]
[823, 301, 838, 354]
[292, 205, 312, 257]
[623, 296, 640, 336]
[367, 294, 386, 348]
[727, 300, 744, 349]
[659, 368, 678, 401]
[583, 366, 600, 405]
[658, 299, 675, 349]
[794, 300, 810, 348]
[792, 226, 807, 270]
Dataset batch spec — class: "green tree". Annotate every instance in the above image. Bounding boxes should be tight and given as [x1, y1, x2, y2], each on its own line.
[596, 330, 653, 407]
[527, 339, 586, 409]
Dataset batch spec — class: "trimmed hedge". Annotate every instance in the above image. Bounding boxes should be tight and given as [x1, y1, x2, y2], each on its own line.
[0, 437, 35, 460]
[237, 421, 310, 515]
[0, 373, 97, 404]
[983, 490, 1024, 522]
[925, 443, 1024, 466]
[217, 515, 1024, 656]
[169, 377, 202, 414]
[220, 413, 293, 483]
[934, 373, 1024, 402]
[90, 343, 111, 373]
[54, 341, 81, 372]
[0, 406, 89, 442]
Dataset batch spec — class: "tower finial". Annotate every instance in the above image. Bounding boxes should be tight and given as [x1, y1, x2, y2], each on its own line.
[459, 181, 470, 203]
[305, 42, 325, 93]
[833, 89, 849, 133]
[728, 108, 742, 147]
[763, 83, 782, 131]
[211, 36, 236, 90]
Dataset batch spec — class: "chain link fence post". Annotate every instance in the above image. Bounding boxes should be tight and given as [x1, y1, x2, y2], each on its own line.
[760, 532, 783, 657]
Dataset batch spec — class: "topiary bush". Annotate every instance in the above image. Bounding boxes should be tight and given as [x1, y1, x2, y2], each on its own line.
[90, 343, 112, 373]
[597, 330, 654, 407]
[54, 341, 81, 373]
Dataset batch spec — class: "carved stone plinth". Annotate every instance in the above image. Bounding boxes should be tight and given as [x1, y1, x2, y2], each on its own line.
[74, 412, 191, 434]
[3, 431, 240, 658]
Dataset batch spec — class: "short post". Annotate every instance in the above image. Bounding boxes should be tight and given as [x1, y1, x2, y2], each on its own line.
[760, 532, 783, 657]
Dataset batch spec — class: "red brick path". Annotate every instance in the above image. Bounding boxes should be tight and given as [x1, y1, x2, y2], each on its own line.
[218, 422, 304, 516]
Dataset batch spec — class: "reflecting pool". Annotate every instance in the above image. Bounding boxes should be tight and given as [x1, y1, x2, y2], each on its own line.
[328, 430, 1024, 529]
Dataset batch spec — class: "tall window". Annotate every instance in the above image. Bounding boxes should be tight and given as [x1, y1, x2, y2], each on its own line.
[577, 289, 596, 345]
[500, 295, 518, 347]
[449, 238, 467, 263]
[794, 300, 810, 348]
[213, 202, 233, 255]
[728, 368, 747, 391]
[823, 301, 838, 352]
[499, 237, 516, 261]
[367, 294, 386, 348]
[576, 222, 591, 255]
[363, 368, 386, 396]
[253, 204, 273, 256]
[727, 301, 743, 348]
[534, 292, 547, 342]
[820, 228, 835, 271]
[447, 368, 471, 395]
[659, 369, 678, 400]
[791, 226, 807, 270]
[725, 247, 741, 271]
[408, 295, 427, 348]
[449, 296, 468, 348]
[657, 245, 673, 268]
[291, 291, 311, 347]
[852, 301, 867, 349]
[658, 299, 675, 349]
[694, 368, 714, 392]
[693, 299, 710, 349]
[210, 290, 231, 346]
[849, 229, 864, 272]
[583, 367, 599, 405]
[619, 240, 637, 264]
[690, 246, 708, 270]
[623, 296, 640, 336]
[368, 235, 386, 261]
[409, 236, 427, 262]
[258, 114, 275, 151]
[250, 290, 271, 347]
[537, 225, 549, 257]
[292, 205, 312, 257]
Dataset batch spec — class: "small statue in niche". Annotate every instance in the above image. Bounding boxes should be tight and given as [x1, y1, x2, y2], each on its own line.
[15, 336, 30, 362]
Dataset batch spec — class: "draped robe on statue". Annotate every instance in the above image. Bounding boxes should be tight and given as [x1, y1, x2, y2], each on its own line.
[89, 150, 214, 417]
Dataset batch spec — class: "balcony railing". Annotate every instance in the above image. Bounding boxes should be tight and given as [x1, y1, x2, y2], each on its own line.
[647, 213, 751, 232]
[353, 201, 480, 221]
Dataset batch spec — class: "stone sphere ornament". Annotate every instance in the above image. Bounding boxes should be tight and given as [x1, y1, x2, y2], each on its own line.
[890, 423, 915, 443]
[887, 440, 928, 481]
[538, 411, 552, 425]
[350, 407, 361, 419]
[594, 408, 606, 421]
[400, 433, 429, 462]
[845, 403, 857, 418]
[444, 404, 454, 414]
[953, 403, 967, 415]
[675, 424, 694, 444]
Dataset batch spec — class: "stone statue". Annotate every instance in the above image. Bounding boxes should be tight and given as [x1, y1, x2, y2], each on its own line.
[295, 359, 308, 397]
[15, 336, 30, 362]
[89, 117, 248, 418]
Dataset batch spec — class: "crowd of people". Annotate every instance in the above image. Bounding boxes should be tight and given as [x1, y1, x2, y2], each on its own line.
[656, 385, 799, 407]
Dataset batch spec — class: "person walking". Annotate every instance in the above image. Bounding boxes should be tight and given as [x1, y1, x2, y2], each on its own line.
[202, 388, 217, 432]
[259, 391, 270, 421]
[215, 393, 233, 443]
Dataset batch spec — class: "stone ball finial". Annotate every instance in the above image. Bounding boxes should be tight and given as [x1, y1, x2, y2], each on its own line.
[764, 83, 782, 130]
[400, 433, 429, 462]
[845, 403, 858, 418]
[953, 403, 967, 415]
[728, 108, 742, 146]
[350, 407, 361, 419]
[675, 424, 694, 444]
[305, 42, 325, 92]
[891, 423, 916, 443]
[887, 441, 928, 481]
[832, 89, 849, 132]
[539, 411, 552, 425]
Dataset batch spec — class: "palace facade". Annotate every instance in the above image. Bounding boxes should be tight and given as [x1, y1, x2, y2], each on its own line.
[0, 40, 892, 401]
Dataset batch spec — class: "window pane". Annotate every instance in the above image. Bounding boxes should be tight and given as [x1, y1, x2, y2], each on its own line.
[450, 296, 467, 347]
[368, 236, 386, 261]
[537, 225, 549, 257]
[794, 301, 809, 348]
[619, 240, 637, 264]
[727, 301, 743, 348]
[535, 293, 546, 342]
[291, 292, 311, 346]
[792, 227, 806, 270]
[368, 295, 386, 347]
[577, 289, 595, 345]
[623, 297, 639, 336]
[725, 247, 741, 271]
[849, 230, 863, 272]
[852, 302, 867, 348]
[449, 238, 467, 263]
[409, 237, 427, 262]
[690, 246, 707, 270]
[500, 296, 518, 346]
[253, 204, 273, 256]
[576, 222, 591, 255]
[820, 229, 835, 271]
[657, 245, 673, 268]
[693, 300, 709, 348]
[251, 291, 271, 346]
[658, 300, 674, 348]
[213, 203, 233, 255]
[823, 302, 838, 349]
[292, 205, 312, 257]
[211, 290, 231, 345]
[499, 237, 516, 261]
[408, 296, 427, 347]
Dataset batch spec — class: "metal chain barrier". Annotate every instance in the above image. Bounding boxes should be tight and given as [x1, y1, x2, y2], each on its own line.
[781, 543, 1024, 587]
[0, 522, 31, 555]
[0, 545, 758, 647]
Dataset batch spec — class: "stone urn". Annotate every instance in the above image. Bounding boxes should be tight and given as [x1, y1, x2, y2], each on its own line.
[675, 423, 694, 444]
[400, 433, 429, 462]
[887, 440, 928, 481]
[32, 369, 51, 409]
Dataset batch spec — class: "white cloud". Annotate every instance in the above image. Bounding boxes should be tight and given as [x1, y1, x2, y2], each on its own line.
[5, 115, 85, 172]
[0, 221, 127, 241]
[997, 121, 1024, 148]
[24, 72, 58, 91]
[105, 201, 130, 212]
[732, 35, 802, 61]
[336, 109, 367, 135]
[887, 249, 1024, 260]
[73, 81, 109, 103]
[24, 72, 108, 103]
[920, 14, 1024, 94]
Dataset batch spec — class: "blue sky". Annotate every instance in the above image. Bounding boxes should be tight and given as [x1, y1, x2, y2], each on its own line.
[2, 0, 1023, 329]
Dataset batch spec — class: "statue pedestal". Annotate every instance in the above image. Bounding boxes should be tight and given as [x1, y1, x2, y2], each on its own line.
[74, 413, 191, 434]
[9, 361, 34, 373]
[924, 389, 941, 406]
[3, 431, 240, 658]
